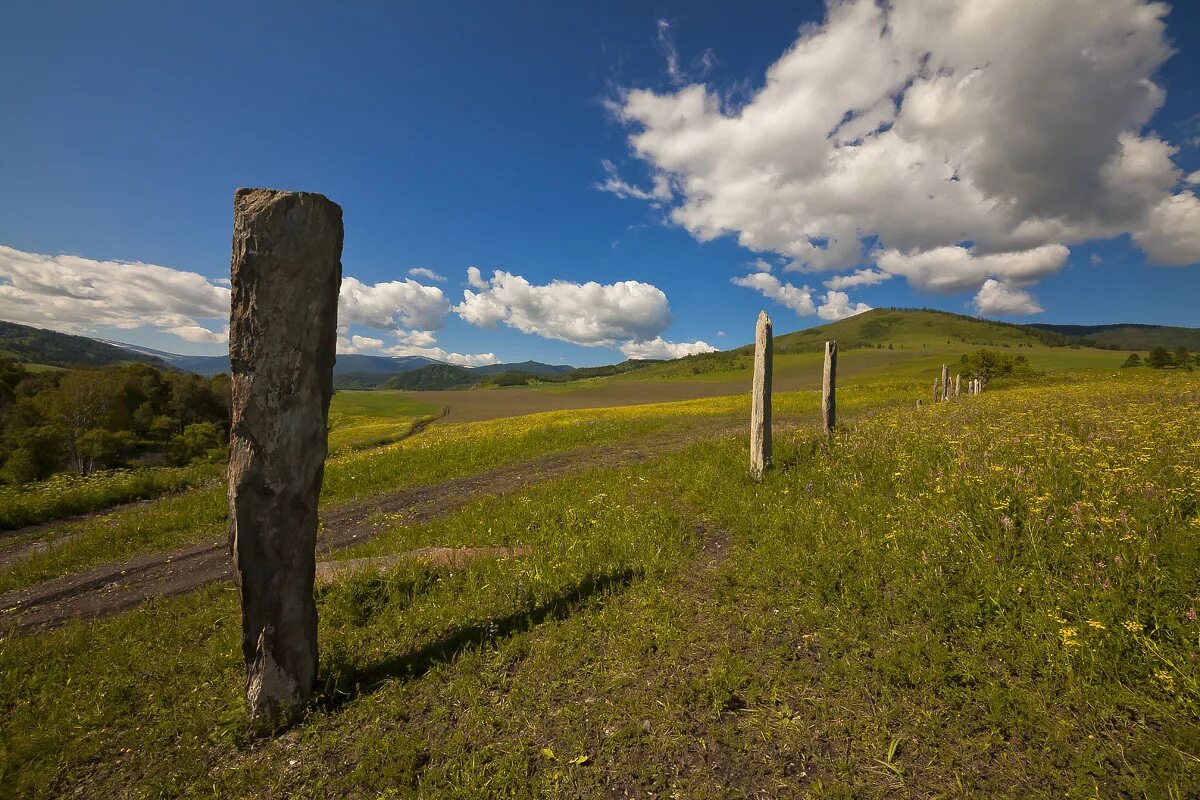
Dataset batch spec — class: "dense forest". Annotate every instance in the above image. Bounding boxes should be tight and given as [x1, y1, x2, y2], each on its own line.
[0, 359, 230, 484]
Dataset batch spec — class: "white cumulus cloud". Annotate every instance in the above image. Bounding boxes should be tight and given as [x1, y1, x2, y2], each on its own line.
[383, 343, 499, 367]
[408, 267, 446, 282]
[338, 276, 450, 332]
[595, 159, 673, 203]
[973, 279, 1045, 316]
[466, 267, 489, 290]
[455, 269, 672, 347]
[620, 337, 716, 360]
[1134, 191, 1200, 265]
[608, 0, 1200, 305]
[0, 244, 458, 348]
[875, 245, 1070, 294]
[0, 245, 230, 342]
[731, 272, 815, 316]
[817, 291, 872, 321]
[823, 269, 891, 290]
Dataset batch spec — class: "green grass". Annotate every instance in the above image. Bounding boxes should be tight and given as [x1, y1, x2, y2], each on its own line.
[618, 342, 1125, 386]
[0, 462, 221, 533]
[0, 392, 777, 595]
[327, 391, 444, 452]
[2, 370, 1197, 797]
[773, 307, 1055, 349]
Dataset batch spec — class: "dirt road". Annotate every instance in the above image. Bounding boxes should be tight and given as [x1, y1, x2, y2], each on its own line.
[0, 430, 735, 635]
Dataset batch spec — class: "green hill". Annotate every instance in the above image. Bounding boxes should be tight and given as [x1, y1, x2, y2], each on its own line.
[770, 308, 1063, 352]
[622, 309, 1066, 382]
[0, 320, 169, 369]
[381, 363, 475, 391]
[1029, 323, 1200, 351]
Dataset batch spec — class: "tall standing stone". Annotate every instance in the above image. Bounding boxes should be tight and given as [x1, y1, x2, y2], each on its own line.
[933, 378, 941, 404]
[954, 374, 961, 397]
[822, 340, 837, 435]
[750, 311, 772, 479]
[941, 364, 950, 402]
[228, 188, 343, 731]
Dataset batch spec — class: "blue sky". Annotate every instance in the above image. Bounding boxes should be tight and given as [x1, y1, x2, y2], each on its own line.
[1, 1, 1198, 367]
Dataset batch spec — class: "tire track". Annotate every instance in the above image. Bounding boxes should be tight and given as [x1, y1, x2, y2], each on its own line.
[0, 429, 732, 635]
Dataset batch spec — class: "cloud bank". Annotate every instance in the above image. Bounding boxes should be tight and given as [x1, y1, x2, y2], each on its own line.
[620, 336, 716, 360]
[455, 269, 672, 346]
[0, 245, 231, 342]
[608, 0, 1200, 317]
[0, 245, 458, 347]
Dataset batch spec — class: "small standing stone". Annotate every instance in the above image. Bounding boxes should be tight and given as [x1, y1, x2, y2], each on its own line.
[822, 340, 837, 435]
[228, 188, 343, 732]
[954, 374, 961, 397]
[933, 378, 941, 404]
[750, 311, 772, 479]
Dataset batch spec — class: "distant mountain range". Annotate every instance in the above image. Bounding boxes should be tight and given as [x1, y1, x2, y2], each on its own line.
[0, 320, 573, 384]
[2, 312, 1197, 391]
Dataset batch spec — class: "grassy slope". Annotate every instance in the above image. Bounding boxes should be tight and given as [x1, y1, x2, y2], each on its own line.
[2, 371, 1197, 798]
[611, 309, 1115, 385]
[327, 392, 444, 452]
[0, 392, 791, 594]
[0, 320, 166, 369]
[1031, 323, 1200, 351]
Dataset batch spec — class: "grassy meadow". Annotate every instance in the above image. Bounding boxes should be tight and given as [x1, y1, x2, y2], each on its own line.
[1, 362, 1197, 798]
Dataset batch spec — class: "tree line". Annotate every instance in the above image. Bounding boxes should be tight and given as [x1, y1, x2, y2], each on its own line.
[0, 359, 231, 484]
[1122, 347, 1196, 370]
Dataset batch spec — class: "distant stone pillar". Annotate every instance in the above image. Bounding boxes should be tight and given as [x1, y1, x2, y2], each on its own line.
[941, 364, 950, 402]
[750, 311, 772, 479]
[228, 188, 343, 731]
[822, 340, 837, 435]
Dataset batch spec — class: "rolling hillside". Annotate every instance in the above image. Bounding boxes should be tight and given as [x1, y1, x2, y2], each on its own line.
[0, 321, 169, 369]
[620, 309, 1065, 382]
[0, 320, 574, 383]
[769, 308, 1064, 351]
[1030, 322, 1200, 350]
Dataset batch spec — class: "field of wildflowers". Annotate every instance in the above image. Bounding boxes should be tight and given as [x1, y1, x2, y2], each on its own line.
[1, 369, 1196, 797]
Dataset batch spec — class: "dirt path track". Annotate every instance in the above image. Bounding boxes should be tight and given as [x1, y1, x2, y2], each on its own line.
[0, 431, 727, 635]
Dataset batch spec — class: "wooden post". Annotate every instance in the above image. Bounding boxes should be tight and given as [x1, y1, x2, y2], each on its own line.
[822, 340, 837, 435]
[229, 188, 343, 732]
[750, 311, 772, 479]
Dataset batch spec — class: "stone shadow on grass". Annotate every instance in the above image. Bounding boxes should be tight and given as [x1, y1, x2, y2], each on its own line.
[316, 568, 638, 713]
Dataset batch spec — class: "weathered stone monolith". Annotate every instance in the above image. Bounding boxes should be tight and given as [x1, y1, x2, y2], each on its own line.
[822, 340, 837, 435]
[933, 378, 941, 404]
[954, 374, 961, 397]
[750, 311, 772, 479]
[941, 364, 950, 402]
[228, 188, 343, 731]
